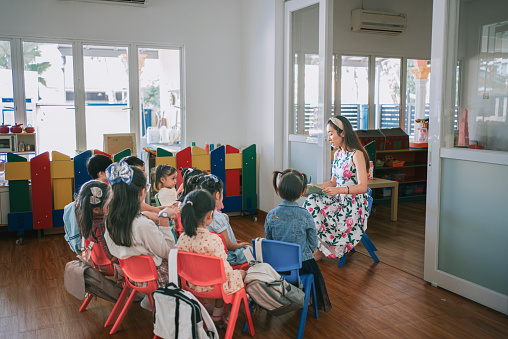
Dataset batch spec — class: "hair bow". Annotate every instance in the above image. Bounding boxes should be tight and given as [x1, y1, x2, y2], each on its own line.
[90, 186, 102, 205]
[106, 160, 133, 185]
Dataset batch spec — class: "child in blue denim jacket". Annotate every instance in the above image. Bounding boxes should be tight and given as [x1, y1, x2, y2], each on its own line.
[265, 169, 331, 311]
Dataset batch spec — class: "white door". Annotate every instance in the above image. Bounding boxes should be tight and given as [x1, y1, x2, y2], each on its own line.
[425, 0, 508, 315]
[284, 0, 333, 184]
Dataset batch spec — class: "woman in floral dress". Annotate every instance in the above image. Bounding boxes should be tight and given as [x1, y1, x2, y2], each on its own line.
[303, 116, 371, 261]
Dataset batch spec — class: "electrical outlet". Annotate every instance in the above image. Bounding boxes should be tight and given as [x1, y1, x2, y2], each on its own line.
[483, 93, 490, 99]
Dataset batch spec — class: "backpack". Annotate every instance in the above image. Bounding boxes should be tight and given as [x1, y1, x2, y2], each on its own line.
[64, 258, 123, 303]
[63, 201, 82, 254]
[244, 238, 305, 317]
[152, 249, 218, 339]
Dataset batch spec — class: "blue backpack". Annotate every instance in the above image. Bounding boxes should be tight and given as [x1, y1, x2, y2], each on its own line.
[63, 201, 82, 253]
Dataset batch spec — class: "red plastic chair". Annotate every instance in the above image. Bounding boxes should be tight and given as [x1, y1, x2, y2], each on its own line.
[174, 214, 184, 237]
[177, 251, 255, 339]
[78, 244, 116, 312]
[104, 255, 159, 334]
[211, 232, 251, 271]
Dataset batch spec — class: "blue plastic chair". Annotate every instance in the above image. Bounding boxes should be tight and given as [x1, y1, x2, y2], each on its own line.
[338, 187, 380, 267]
[243, 239, 318, 339]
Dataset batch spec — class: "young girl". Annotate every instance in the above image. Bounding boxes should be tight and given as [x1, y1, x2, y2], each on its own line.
[303, 116, 370, 261]
[104, 160, 178, 288]
[177, 189, 246, 326]
[75, 180, 114, 262]
[198, 174, 251, 266]
[266, 169, 332, 312]
[177, 167, 207, 202]
[153, 164, 178, 206]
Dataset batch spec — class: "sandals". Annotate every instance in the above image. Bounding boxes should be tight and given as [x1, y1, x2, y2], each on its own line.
[211, 314, 229, 328]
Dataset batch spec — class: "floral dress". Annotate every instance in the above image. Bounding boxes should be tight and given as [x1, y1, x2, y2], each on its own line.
[303, 149, 370, 259]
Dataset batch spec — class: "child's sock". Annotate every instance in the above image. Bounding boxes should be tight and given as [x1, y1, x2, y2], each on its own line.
[211, 306, 224, 320]
[140, 295, 151, 311]
[204, 303, 215, 315]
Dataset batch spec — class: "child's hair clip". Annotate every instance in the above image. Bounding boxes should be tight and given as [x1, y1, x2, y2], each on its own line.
[204, 174, 219, 183]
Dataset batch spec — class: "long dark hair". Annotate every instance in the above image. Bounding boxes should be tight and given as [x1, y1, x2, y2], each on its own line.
[154, 164, 177, 191]
[177, 167, 207, 202]
[76, 180, 110, 239]
[197, 174, 223, 200]
[329, 116, 370, 171]
[272, 169, 307, 201]
[106, 166, 146, 247]
[180, 189, 216, 237]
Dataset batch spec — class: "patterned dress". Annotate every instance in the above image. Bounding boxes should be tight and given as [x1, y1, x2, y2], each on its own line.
[303, 149, 370, 259]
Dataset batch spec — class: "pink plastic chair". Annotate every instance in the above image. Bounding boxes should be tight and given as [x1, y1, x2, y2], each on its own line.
[177, 251, 255, 339]
[104, 255, 159, 334]
[78, 244, 116, 312]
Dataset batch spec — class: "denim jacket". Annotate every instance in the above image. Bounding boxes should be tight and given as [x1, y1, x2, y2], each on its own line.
[265, 200, 318, 262]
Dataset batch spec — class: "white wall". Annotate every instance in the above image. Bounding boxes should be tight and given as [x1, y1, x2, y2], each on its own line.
[334, 0, 433, 57]
[241, 0, 285, 212]
[0, 0, 245, 148]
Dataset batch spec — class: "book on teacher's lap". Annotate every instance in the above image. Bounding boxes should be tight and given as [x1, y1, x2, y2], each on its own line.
[305, 184, 325, 196]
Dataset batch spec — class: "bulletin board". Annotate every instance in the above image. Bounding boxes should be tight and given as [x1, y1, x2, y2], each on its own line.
[103, 133, 137, 156]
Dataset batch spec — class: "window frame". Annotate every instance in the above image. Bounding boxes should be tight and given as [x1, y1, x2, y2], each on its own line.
[1, 35, 185, 155]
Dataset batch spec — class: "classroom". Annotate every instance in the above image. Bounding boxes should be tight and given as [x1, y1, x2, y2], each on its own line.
[0, 0, 507, 338]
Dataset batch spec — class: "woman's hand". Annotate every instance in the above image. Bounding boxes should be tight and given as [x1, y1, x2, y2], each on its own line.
[322, 186, 343, 196]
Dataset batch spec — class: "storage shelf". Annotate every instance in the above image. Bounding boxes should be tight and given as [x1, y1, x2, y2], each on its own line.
[376, 162, 427, 170]
[373, 194, 426, 204]
[377, 148, 428, 154]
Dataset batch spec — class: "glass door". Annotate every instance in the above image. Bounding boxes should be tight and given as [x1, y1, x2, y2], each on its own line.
[285, 0, 333, 184]
[374, 57, 402, 129]
[340, 56, 369, 130]
[83, 44, 130, 151]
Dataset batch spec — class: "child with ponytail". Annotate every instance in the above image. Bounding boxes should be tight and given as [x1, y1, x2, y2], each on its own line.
[177, 189, 246, 327]
[104, 160, 178, 289]
[198, 174, 251, 266]
[266, 169, 332, 312]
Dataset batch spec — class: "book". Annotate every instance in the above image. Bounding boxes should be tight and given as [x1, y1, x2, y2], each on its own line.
[305, 184, 325, 195]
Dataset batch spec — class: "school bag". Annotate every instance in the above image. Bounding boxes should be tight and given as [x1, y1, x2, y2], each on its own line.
[244, 238, 305, 317]
[64, 258, 123, 303]
[63, 200, 82, 253]
[152, 249, 219, 339]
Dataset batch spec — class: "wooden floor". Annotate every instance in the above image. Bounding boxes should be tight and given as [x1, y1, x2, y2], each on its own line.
[1, 202, 507, 339]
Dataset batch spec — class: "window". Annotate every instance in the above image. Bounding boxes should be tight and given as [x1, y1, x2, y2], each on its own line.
[2, 38, 184, 155]
[375, 57, 401, 129]
[406, 59, 431, 137]
[139, 47, 181, 144]
[340, 56, 369, 130]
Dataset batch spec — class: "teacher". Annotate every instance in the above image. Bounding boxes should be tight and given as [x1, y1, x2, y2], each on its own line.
[303, 116, 371, 261]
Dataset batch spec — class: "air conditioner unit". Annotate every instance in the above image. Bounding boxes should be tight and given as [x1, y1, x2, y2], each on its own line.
[59, 0, 148, 7]
[351, 9, 407, 35]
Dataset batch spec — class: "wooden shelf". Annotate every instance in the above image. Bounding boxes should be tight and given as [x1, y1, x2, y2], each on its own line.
[374, 194, 426, 204]
[377, 162, 427, 170]
[377, 148, 428, 154]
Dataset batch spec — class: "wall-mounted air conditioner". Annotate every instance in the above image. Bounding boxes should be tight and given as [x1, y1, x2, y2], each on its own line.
[351, 9, 407, 35]
[59, 0, 148, 7]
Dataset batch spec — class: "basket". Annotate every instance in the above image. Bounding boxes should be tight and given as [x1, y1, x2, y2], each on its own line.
[385, 160, 405, 167]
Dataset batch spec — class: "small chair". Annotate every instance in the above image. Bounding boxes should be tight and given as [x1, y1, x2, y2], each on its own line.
[78, 244, 116, 312]
[104, 255, 159, 334]
[246, 239, 318, 339]
[338, 187, 380, 267]
[177, 251, 255, 339]
[211, 232, 251, 271]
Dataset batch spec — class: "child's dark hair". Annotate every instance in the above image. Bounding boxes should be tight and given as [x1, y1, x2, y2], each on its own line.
[154, 164, 177, 191]
[272, 169, 308, 201]
[86, 154, 113, 179]
[328, 116, 370, 171]
[180, 189, 215, 237]
[106, 166, 146, 247]
[76, 180, 110, 239]
[122, 155, 144, 168]
[197, 174, 223, 198]
[177, 167, 207, 202]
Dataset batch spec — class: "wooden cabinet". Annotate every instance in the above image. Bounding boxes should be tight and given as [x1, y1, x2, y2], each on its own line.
[374, 148, 428, 202]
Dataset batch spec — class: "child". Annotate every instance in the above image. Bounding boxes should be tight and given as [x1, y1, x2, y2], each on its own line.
[177, 189, 246, 326]
[64, 154, 112, 254]
[104, 160, 178, 288]
[198, 174, 251, 266]
[153, 164, 178, 206]
[265, 169, 331, 312]
[177, 167, 207, 202]
[75, 180, 115, 262]
[122, 155, 167, 223]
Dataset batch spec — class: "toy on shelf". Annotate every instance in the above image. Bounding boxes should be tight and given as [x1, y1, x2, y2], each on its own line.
[384, 155, 405, 167]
